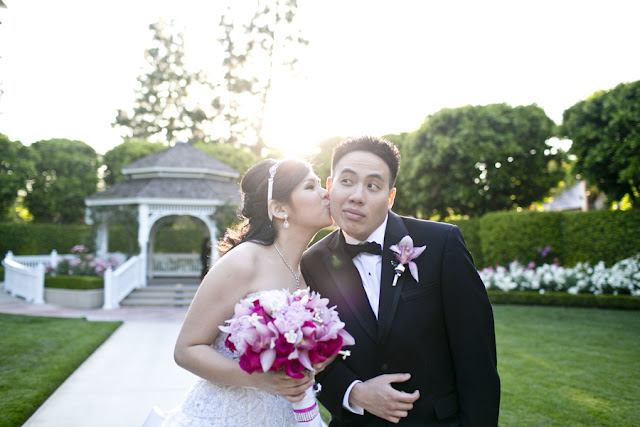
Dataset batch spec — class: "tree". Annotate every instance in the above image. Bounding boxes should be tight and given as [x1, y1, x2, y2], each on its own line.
[306, 136, 342, 183]
[24, 139, 98, 224]
[0, 134, 36, 221]
[103, 139, 166, 187]
[384, 131, 419, 217]
[403, 104, 564, 218]
[193, 142, 260, 176]
[561, 80, 640, 207]
[113, 20, 210, 145]
[216, 0, 308, 155]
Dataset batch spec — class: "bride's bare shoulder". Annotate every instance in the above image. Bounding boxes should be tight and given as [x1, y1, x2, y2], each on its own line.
[208, 241, 269, 281]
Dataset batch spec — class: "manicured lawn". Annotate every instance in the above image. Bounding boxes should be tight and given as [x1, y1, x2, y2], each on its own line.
[494, 305, 640, 426]
[0, 313, 122, 426]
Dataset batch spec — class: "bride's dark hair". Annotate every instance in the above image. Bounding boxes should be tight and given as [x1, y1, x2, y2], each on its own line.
[217, 158, 312, 255]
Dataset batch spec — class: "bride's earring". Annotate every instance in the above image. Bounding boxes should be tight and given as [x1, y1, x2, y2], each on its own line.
[283, 213, 289, 229]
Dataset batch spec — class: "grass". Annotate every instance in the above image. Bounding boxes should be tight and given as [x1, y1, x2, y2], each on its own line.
[0, 313, 122, 426]
[494, 305, 640, 426]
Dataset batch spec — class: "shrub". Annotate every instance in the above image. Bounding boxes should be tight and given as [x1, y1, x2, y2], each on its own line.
[487, 291, 640, 310]
[562, 210, 640, 266]
[44, 276, 103, 290]
[0, 223, 91, 258]
[478, 211, 564, 268]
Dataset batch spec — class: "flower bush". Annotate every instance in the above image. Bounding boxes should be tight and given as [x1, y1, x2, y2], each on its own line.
[45, 245, 122, 277]
[479, 254, 640, 296]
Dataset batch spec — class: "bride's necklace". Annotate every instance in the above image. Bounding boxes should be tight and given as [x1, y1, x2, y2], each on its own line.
[273, 243, 300, 290]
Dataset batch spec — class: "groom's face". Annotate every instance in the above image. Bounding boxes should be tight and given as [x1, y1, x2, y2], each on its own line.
[327, 150, 396, 241]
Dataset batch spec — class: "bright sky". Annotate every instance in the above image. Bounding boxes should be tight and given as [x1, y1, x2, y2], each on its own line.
[1, 0, 639, 156]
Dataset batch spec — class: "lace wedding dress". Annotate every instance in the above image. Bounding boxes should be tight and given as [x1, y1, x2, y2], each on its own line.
[143, 291, 299, 427]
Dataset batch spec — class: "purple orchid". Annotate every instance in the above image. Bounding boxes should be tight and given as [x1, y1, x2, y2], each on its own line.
[389, 235, 426, 286]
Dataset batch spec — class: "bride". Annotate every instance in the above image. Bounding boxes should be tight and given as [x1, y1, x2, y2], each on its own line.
[145, 158, 335, 426]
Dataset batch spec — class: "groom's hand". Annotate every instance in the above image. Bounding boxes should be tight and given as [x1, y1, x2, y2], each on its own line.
[350, 373, 419, 424]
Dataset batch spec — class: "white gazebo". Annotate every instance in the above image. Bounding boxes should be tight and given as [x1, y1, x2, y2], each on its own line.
[85, 143, 240, 280]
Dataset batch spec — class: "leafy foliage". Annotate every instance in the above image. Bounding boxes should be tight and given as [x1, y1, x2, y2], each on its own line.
[0, 134, 35, 220]
[193, 141, 259, 175]
[216, 0, 308, 154]
[561, 80, 640, 207]
[113, 20, 210, 144]
[24, 139, 98, 224]
[44, 276, 104, 290]
[306, 136, 342, 184]
[89, 205, 140, 255]
[476, 209, 640, 269]
[212, 199, 241, 239]
[102, 139, 166, 186]
[403, 104, 564, 218]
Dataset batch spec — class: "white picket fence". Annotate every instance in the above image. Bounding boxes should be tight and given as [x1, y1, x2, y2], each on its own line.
[103, 255, 145, 309]
[1, 251, 144, 309]
[2, 257, 45, 304]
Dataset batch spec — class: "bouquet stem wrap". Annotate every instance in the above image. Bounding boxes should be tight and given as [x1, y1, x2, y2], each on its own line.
[291, 386, 321, 425]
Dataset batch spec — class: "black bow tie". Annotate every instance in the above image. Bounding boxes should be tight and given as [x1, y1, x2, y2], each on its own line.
[344, 241, 382, 258]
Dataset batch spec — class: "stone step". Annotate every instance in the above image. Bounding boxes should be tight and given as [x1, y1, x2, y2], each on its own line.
[120, 297, 193, 307]
[127, 290, 197, 299]
[121, 280, 200, 307]
[132, 286, 198, 294]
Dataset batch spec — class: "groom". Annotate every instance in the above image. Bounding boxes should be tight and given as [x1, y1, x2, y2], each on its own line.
[302, 136, 500, 426]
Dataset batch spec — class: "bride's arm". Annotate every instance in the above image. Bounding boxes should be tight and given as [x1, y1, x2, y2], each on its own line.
[173, 244, 313, 402]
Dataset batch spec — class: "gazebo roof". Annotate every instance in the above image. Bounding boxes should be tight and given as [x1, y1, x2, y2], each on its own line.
[86, 143, 241, 206]
[122, 142, 240, 179]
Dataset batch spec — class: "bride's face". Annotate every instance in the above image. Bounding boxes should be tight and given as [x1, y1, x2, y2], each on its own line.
[287, 171, 333, 231]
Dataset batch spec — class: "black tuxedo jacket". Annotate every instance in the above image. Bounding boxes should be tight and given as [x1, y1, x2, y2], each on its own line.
[301, 212, 500, 426]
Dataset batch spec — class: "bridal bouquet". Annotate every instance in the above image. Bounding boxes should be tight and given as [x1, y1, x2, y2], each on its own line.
[220, 288, 354, 424]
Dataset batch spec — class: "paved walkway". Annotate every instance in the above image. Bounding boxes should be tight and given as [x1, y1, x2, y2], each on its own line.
[0, 288, 197, 426]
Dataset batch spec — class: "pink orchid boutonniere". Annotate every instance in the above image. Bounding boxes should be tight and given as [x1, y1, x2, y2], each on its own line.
[389, 235, 426, 287]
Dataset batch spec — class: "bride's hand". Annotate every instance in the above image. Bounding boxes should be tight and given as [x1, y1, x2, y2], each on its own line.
[256, 370, 314, 403]
[312, 354, 337, 375]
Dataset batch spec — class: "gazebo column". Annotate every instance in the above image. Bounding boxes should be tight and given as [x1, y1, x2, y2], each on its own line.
[205, 219, 219, 265]
[95, 222, 109, 259]
[138, 204, 150, 279]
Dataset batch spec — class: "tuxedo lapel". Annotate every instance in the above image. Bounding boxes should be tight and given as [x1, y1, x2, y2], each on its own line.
[377, 212, 409, 344]
[324, 232, 378, 342]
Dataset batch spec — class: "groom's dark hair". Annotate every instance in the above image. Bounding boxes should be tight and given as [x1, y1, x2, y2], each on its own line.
[331, 136, 401, 188]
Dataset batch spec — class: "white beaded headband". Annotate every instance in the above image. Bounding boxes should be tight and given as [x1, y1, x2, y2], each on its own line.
[267, 162, 280, 221]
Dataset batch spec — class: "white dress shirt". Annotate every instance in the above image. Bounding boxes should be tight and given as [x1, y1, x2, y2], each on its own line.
[340, 215, 388, 414]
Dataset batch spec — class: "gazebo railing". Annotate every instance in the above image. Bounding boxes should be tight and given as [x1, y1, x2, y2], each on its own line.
[103, 255, 145, 309]
[1, 257, 45, 304]
[150, 253, 201, 277]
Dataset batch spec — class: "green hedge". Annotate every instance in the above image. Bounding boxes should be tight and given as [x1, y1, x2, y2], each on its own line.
[478, 211, 565, 268]
[471, 210, 640, 269]
[488, 290, 640, 310]
[561, 210, 640, 266]
[44, 276, 103, 290]
[0, 223, 91, 258]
